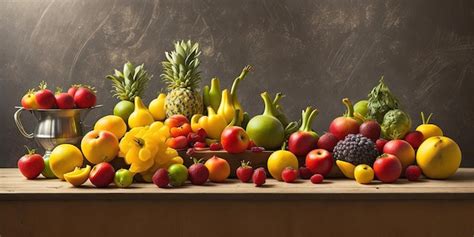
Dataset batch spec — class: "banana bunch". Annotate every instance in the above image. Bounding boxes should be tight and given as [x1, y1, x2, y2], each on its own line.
[119, 121, 183, 181]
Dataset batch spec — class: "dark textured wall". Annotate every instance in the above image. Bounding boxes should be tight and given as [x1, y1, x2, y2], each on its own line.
[1, 0, 473, 167]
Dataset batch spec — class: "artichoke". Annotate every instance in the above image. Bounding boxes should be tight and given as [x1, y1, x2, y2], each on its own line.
[367, 77, 400, 123]
[381, 109, 412, 139]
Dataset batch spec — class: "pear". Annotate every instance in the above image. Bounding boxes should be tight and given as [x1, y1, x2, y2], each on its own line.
[128, 97, 154, 128]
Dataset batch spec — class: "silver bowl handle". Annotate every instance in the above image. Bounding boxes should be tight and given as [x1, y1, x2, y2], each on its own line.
[14, 108, 34, 139]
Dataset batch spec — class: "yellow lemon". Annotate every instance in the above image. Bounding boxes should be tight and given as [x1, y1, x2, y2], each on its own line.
[267, 150, 298, 181]
[416, 112, 443, 141]
[416, 136, 461, 179]
[94, 115, 127, 139]
[354, 164, 374, 184]
[50, 144, 84, 180]
[64, 165, 91, 187]
[336, 160, 356, 179]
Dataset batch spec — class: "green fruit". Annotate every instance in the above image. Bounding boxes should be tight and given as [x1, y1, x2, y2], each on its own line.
[41, 157, 57, 179]
[167, 164, 188, 187]
[246, 92, 285, 150]
[354, 100, 368, 117]
[113, 100, 134, 122]
[114, 169, 134, 188]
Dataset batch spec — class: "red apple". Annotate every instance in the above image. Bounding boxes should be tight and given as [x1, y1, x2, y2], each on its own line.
[165, 115, 189, 128]
[329, 98, 360, 140]
[383, 140, 415, 169]
[55, 92, 75, 109]
[221, 126, 250, 153]
[404, 131, 424, 149]
[305, 149, 333, 176]
[373, 154, 402, 183]
[359, 120, 381, 141]
[317, 133, 339, 152]
[375, 138, 388, 153]
[288, 131, 318, 156]
[89, 162, 115, 188]
[18, 147, 44, 179]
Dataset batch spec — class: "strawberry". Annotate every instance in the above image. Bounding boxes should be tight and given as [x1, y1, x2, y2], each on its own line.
[152, 168, 170, 188]
[281, 167, 298, 183]
[252, 167, 266, 187]
[299, 166, 313, 179]
[193, 141, 207, 149]
[236, 160, 253, 183]
[209, 143, 222, 151]
[188, 158, 209, 185]
[405, 165, 421, 181]
[310, 174, 324, 184]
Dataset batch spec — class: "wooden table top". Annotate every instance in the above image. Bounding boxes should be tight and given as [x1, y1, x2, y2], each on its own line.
[1, 168, 473, 201]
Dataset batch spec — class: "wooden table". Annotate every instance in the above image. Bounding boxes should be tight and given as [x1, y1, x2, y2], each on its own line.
[1, 168, 474, 237]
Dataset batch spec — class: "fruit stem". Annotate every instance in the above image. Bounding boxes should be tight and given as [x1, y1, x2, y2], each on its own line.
[24, 145, 36, 155]
[299, 107, 319, 132]
[342, 98, 355, 118]
[230, 65, 252, 101]
[261, 92, 278, 117]
[134, 137, 145, 147]
[240, 160, 251, 168]
[426, 113, 433, 124]
[227, 109, 241, 127]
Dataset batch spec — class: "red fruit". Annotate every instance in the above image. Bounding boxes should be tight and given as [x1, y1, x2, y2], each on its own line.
[329, 98, 360, 140]
[67, 85, 80, 97]
[55, 92, 75, 109]
[221, 126, 250, 154]
[188, 159, 209, 185]
[250, 146, 265, 153]
[21, 89, 39, 109]
[166, 136, 188, 149]
[209, 143, 222, 151]
[404, 131, 424, 149]
[193, 141, 207, 149]
[89, 162, 115, 188]
[247, 140, 256, 149]
[196, 128, 207, 141]
[373, 154, 402, 183]
[288, 107, 319, 156]
[252, 167, 266, 187]
[281, 167, 298, 183]
[317, 133, 339, 152]
[165, 115, 189, 128]
[376, 138, 388, 153]
[310, 174, 324, 184]
[305, 149, 333, 177]
[17, 147, 44, 179]
[170, 123, 192, 137]
[405, 165, 422, 181]
[35, 82, 57, 109]
[236, 161, 253, 183]
[359, 120, 381, 141]
[74, 86, 96, 108]
[299, 167, 313, 179]
[152, 168, 170, 188]
[383, 140, 415, 170]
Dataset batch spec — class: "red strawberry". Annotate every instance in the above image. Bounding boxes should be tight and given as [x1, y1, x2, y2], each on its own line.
[405, 165, 421, 181]
[188, 158, 209, 185]
[281, 167, 298, 183]
[310, 174, 324, 184]
[209, 143, 222, 151]
[252, 167, 266, 187]
[152, 168, 170, 188]
[193, 141, 207, 149]
[299, 166, 313, 179]
[236, 160, 253, 183]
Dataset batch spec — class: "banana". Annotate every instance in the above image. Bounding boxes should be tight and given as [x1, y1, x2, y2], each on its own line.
[336, 160, 356, 179]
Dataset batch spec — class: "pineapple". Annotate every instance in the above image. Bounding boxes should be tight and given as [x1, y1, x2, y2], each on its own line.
[106, 62, 152, 122]
[161, 40, 203, 119]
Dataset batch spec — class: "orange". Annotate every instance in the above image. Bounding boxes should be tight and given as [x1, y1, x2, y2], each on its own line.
[49, 144, 84, 180]
[204, 156, 230, 182]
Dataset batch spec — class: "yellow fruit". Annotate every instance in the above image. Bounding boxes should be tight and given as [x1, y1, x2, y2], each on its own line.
[149, 93, 167, 121]
[416, 136, 461, 179]
[416, 112, 443, 141]
[49, 144, 84, 180]
[94, 115, 127, 139]
[81, 130, 119, 164]
[128, 96, 154, 128]
[354, 164, 374, 184]
[336, 160, 356, 179]
[267, 150, 298, 181]
[64, 165, 91, 187]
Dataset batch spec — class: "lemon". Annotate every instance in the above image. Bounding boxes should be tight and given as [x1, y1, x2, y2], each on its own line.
[416, 136, 461, 179]
[50, 144, 84, 180]
[94, 115, 127, 139]
[267, 150, 298, 180]
[354, 164, 374, 184]
[64, 165, 91, 186]
[336, 160, 356, 179]
[416, 124, 443, 141]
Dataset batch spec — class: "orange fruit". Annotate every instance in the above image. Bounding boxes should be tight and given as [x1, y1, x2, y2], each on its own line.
[94, 115, 127, 139]
[49, 144, 84, 180]
[204, 156, 230, 182]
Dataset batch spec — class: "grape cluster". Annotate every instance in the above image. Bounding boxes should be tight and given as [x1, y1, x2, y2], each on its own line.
[333, 134, 379, 166]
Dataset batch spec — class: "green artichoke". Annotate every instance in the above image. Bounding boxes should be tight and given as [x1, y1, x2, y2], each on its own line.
[381, 109, 412, 140]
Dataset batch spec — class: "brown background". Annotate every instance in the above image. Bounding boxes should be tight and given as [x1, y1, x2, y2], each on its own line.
[0, 0, 473, 167]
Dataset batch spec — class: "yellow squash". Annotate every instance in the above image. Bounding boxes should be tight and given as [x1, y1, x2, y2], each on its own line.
[191, 107, 227, 140]
[217, 89, 235, 124]
[128, 96, 154, 128]
[149, 93, 167, 121]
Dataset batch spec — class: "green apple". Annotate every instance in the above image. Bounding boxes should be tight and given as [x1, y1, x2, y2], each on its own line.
[113, 100, 134, 123]
[168, 164, 188, 187]
[114, 169, 134, 188]
[354, 100, 368, 117]
[41, 157, 57, 179]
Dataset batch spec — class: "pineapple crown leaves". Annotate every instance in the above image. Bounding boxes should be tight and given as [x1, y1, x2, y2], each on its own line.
[161, 40, 202, 91]
[106, 61, 152, 101]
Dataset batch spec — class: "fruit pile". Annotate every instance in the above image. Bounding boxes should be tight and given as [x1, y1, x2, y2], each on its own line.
[21, 82, 97, 109]
[16, 40, 462, 189]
